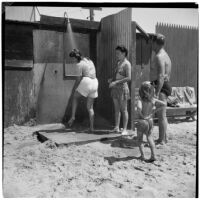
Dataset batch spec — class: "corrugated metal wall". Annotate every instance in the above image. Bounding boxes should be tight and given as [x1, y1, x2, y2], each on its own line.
[156, 23, 198, 94]
[96, 8, 132, 122]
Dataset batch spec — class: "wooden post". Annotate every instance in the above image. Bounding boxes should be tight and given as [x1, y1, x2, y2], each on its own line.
[131, 22, 136, 130]
[81, 7, 102, 21]
[33, 7, 36, 22]
[89, 31, 97, 66]
[63, 21, 66, 79]
[90, 9, 94, 21]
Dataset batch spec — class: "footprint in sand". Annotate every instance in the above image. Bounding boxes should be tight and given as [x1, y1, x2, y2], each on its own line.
[135, 186, 158, 198]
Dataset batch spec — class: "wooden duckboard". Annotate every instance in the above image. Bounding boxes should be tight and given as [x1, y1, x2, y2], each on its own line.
[37, 129, 122, 146]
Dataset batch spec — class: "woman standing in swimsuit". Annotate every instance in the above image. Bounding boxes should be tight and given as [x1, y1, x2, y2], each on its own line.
[68, 49, 98, 132]
[108, 45, 131, 135]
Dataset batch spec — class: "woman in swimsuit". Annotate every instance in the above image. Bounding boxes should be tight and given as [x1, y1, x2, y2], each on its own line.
[108, 45, 131, 135]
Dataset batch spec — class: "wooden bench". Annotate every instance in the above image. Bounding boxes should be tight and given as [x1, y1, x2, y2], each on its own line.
[165, 87, 197, 121]
[166, 105, 197, 121]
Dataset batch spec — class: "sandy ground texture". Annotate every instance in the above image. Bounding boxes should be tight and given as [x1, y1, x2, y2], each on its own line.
[3, 120, 197, 198]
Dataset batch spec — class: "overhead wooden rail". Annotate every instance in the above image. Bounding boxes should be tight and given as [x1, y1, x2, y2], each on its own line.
[135, 22, 150, 41]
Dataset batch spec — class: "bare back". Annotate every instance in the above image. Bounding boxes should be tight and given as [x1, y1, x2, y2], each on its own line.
[160, 49, 171, 81]
[77, 58, 96, 79]
[137, 100, 154, 119]
[150, 48, 171, 82]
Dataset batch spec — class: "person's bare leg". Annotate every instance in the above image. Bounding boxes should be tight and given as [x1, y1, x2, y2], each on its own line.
[120, 99, 128, 133]
[137, 131, 145, 160]
[68, 91, 82, 127]
[136, 120, 149, 160]
[87, 97, 95, 132]
[146, 133, 156, 161]
[157, 93, 167, 144]
[113, 98, 121, 132]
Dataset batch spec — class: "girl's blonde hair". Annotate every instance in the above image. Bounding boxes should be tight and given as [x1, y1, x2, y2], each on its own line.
[139, 81, 154, 102]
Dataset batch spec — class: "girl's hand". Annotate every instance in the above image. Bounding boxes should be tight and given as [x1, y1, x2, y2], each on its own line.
[154, 94, 159, 99]
[109, 81, 117, 88]
[164, 74, 169, 82]
[144, 115, 152, 120]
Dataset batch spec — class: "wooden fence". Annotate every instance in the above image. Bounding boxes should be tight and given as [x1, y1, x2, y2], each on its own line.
[156, 23, 198, 94]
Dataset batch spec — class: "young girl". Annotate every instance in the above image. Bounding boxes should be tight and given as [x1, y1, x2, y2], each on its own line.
[136, 81, 166, 162]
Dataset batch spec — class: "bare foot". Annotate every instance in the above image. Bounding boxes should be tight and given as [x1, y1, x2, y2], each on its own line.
[155, 139, 162, 144]
[156, 142, 166, 149]
[138, 156, 145, 161]
[145, 157, 156, 163]
[156, 140, 166, 145]
[121, 130, 129, 136]
[110, 127, 120, 133]
[68, 118, 75, 127]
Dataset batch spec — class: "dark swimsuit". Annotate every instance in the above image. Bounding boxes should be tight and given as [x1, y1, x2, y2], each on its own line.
[136, 118, 154, 135]
[151, 80, 172, 97]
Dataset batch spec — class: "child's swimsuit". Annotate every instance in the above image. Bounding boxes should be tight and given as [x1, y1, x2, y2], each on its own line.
[136, 118, 153, 135]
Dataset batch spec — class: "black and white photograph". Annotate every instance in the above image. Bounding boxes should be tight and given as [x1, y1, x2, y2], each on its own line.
[2, 2, 198, 198]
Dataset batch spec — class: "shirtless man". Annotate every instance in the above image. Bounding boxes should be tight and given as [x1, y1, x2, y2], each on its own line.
[150, 34, 172, 145]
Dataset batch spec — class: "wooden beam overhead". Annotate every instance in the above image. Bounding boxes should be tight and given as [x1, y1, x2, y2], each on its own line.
[135, 21, 150, 41]
[82, 7, 102, 10]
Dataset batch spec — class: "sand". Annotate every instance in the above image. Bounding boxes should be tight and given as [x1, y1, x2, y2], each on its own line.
[3, 120, 197, 198]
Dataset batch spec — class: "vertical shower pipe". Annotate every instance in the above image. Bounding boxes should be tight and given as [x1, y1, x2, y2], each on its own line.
[63, 12, 69, 78]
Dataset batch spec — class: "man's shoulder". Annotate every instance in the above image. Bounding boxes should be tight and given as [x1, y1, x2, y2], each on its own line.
[155, 51, 166, 63]
[157, 49, 169, 57]
[156, 51, 164, 58]
[157, 50, 171, 64]
[123, 59, 131, 67]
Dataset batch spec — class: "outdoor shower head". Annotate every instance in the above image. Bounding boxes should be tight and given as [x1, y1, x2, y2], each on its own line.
[64, 11, 70, 24]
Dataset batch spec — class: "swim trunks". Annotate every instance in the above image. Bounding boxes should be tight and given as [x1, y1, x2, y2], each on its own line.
[151, 80, 172, 97]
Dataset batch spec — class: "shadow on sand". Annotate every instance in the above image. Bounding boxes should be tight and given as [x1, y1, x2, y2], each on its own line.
[101, 136, 140, 149]
[104, 155, 142, 167]
[102, 136, 152, 165]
